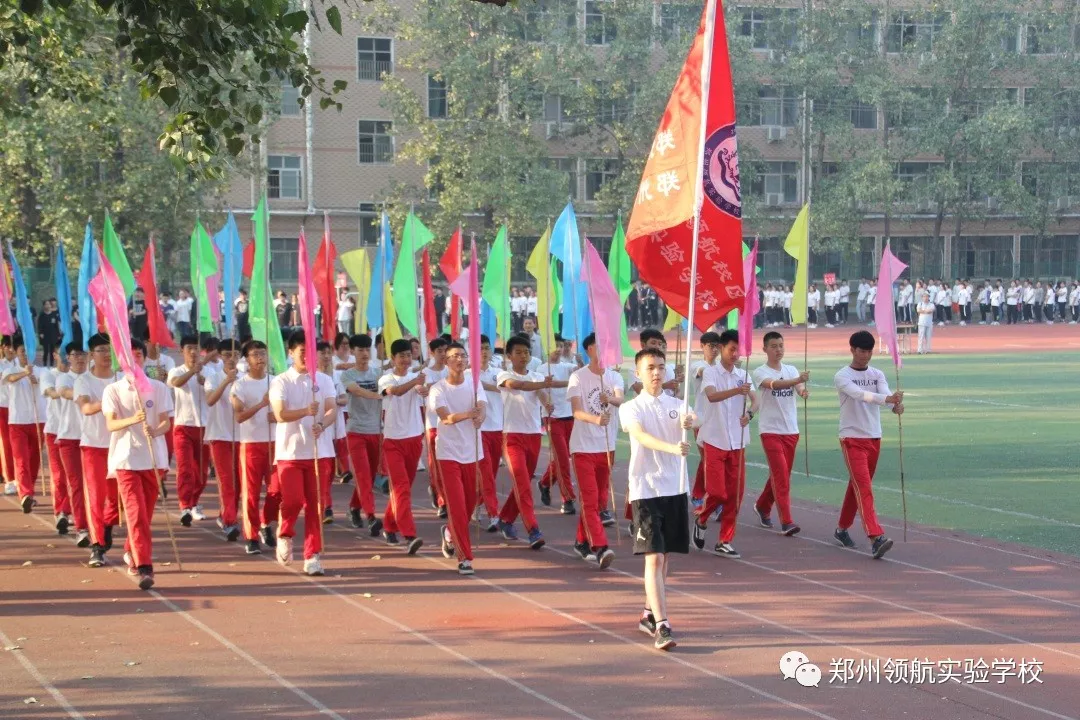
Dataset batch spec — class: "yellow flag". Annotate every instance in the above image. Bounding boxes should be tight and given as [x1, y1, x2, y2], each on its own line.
[340, 249, 372, 334]
[526, 224, 555, 355]
[381, 283, 403, 348]
[663, 305, 683, 331]
[783, 204, 810, 325]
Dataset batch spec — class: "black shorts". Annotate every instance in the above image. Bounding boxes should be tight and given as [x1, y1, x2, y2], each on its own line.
[631, 494, 690, 556]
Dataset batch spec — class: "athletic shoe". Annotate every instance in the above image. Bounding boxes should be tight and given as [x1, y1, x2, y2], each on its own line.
[103, 525, 113, 552]
[75, 529, 91, 548]
[349, 508, 364, 529]
[245, 540, 261, 555]
[180, 509, 193, 527]
[406, 536, 423, 555]
[436, 505, 447, 520]
[301, 554, 324, 576]
[261, 525, 276, 547]
[21, 495, 34, 513]
[192, 505, 207, 521]
[713, 542, 740, 559]
[754, 507, 773, 529]
[55, 514, 70, 535]
[224, 524, 240, 542]
[654, 624, 676, 651]
[599, 509, 615, 527]
[825, 323, 834, 328]
[457, 560, 474, 575]
[560, 500, 576, 515]
[88, 545, 106, 568]
[959, 321, 966, 326]
[498, 521, 518, 541]
[322, 506, 334, 525]
[383, 531, 400, 546]
[937, 322, 944, 327]
[638, 611, 657, 636]
[781, 522, 801, 536]
[572, 541, 595, 561]
[527, 527, 545, 550]
[690, 496, 703, 509]
[368, 518, 383, 537]
[428, 485, 439, 509]
[3, 481, 15, 496]
[871, 535, 894, 560]
[834, 527, 857, 549]
[122, 551, 135, 571]
[486, 517, 500, 533]
[692, 520, 707, 550]
[595, 546, 615, 570]
[339, 471, 353, 485]
[626, 521, 635, 537]
[276, 536, 293, 565]
[137, 567, 155, 591]
[538, 481, 551, 507]
[440, 524, 455, 559]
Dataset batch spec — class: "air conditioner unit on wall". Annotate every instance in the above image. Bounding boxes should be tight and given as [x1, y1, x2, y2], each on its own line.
[766, 193, 783, 207]
[545, 121, 561, 139]
[986, 196, 1000, 211]
[766, 126, 787, 142]
[1055, 196, 1072, 210]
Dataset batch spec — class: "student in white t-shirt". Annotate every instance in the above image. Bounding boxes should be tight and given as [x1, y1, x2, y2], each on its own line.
[806, 284, 821, 328]
[856, 279, 870, 323]
[476, 335, 504, 530]
[55, 342, 90, 547]
[689, 332, 722, 507]
[536, 335, 575, 513]
[204, 340, 241, 541]
[833, 331, 903, 560]
[40, 353, 71, 534]
[916, 292, 935, 354]
[750, 332, 809, 536]
[619, 346, 693, 652]
[630, 328, 682, 396]
[168, 334, 210, 525]
[3, 336, 48, 512]
[316, 340, 349, 523]
[429, 342, 487, 576]
[421, 338, 450, 517]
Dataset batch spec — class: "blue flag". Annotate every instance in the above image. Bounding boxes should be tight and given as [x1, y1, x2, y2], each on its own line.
[480, 297, 498, 347]
[77, 221, 99, 351]
[550, 202, 591, 354]
[7, 242, 37, 361]
[366, 211, 395, 329]
[213, 210, 244, 336]
[55, 242, 74, 350]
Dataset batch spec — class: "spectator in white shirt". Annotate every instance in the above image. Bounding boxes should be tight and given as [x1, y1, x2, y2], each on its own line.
[916, 292, 935, 354]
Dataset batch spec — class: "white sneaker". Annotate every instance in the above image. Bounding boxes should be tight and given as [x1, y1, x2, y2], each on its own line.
[276, 536, 293, 566]
[959, 321, 966, 326]
[3, 481, 15, 496]
[303, 554, 324, 576]
[1070, 320, 1077, 325]
[191, 505, 207, 521]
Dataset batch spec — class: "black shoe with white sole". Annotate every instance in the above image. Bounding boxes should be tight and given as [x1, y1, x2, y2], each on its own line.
[56, 515, 70, 535]
[654, 623, 676, 651]
[692, 520, 707, 550]
[406, 536, 423, 555]
[245, 540, 261, 555]
[88, 545, 106, 568]
[137, 567, 155, 591]
[871, 535, 894, 559]
[349, 508, 364, 529]
[538, 482, 551, 507]
[180, 509, 193, 527]
[383, 531, 400, 546]
[638, 611, 657, 636]
[594, 546, 615, 570]
[781, 522, 801, 536]
[560, 500, 576, 515]
[261, 525, 276, 547]
[368, 517, 383, 537]
[339, 471, 353, 485]
[834, 527, 857, 549]
[599, 509, 615, 527]
[440, 525, 455, 559]
[572, 541, 595, 562]
[21, 495, 34, 513]
[713, 542, 740, 559]
[754, 507, 774, 529]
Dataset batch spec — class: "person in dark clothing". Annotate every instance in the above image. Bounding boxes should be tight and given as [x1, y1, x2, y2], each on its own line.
[627, 283, 640, 329]
[433, 289, 447, 331]
[128, 287, 149, 342]
[37, 299, 62, 366]
[235, 289, 251, 339]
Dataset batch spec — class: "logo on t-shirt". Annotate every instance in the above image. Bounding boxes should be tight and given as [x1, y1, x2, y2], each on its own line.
[145, 400, 154, 408]
[668, 409, 679, 419]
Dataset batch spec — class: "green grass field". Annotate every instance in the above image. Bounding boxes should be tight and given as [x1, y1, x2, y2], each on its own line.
[609, 352, 1080, 557]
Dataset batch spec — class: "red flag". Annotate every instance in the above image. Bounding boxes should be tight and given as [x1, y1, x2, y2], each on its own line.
[421, 249, 438, 342]
[136, 239, 176, 349]
[296, 229, 319, 376]
[314, 212, 338, 342]
[242, 239, 255, 279]
[439, 228, 463, 337]
[625, 0, 743, 331]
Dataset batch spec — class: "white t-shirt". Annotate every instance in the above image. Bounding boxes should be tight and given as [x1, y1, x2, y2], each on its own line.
[168, 365, 207, 428]
[422, 365, 449, 431]
[958, 287, 971, 304]
[144, 354, 176, 375]
[1006, 287, 1019, 305]
[74, 372, 121, 448]
[566, 366, 623, 454]
[332, 374, 347, 439]
[916, 302, 935, 328]
[102, 377, 172, 472]
[900, 285, 914, 304]
[619, 391, 684, 501]
[429, 378, 485, 464]
[807, 289, 820, 309]
[230, 373, 275, 444]
[3, 365, 48, 425]
[857, 283, 869, 301]
[990, 289, 1002, 306]
[1022, 286, 1034, 303]
[511, 296, 527, 314]
[0, 358, 11, 407]
[378, 371, 425, 440]
[202, 367, 238, 442]
[40, 368, 61, 434]
[751, 364, 801, 436]
[526, 296, 538, 315]
[834, 365, 893, 439]
[824, 289, 836, 307]
[55, 371, 84, 441]
[838, 284, 850, 302]
[698, 364, 754, 451]
[314, 371, 337, 460]
[935, 289, 950, 306]
[268, 367, 335, 461]
[479, 368, 503, 432]
[536, 361, 574, 419]
[867, 287, 877, 304]
[336, 299, 354, 322]
[497, 369, 544, 435]
[173, 297, 194, 323]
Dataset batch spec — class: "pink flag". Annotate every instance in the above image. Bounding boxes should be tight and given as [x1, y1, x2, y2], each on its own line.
[874, 241, 909, 369]
[295, 228, 320, 380]
[580, 237, 622, 369]
[89, 249, 153, 399]
[0, 259, 14, 335]
[449, 236, 481, 391]
[738, 239, 761, 359]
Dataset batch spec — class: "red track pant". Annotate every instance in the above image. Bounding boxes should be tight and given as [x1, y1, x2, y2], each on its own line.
[437, 459, 477, 562]
[319, 456, 334, 510]
[755, 433, 800, 525]
[838, 437, 884, 538]
[426, 428, 445, 508]
[382, 435, 423, 537]
[540, 417, 575, 502]
[81, 446, 116, 547]
[10, 423, 43, 500]
[699, 443, 745, 544]
[165, 418, 174, 464]
[57, 439, 86, 530]
[239, 442, 281, 542]
[277, 459, 322, 559]
[691, 430, 705, 500]
[347, 432, 380, 516]
[173, 425, 207, 510]
[0, 406, 13, 482]
[116, 469, 160, 568]
[209, 441, 240, 526]
[477, 431, 502, 517]
[334, 437, 350, 477]
[498, 433, 542, 530]
[45, 433, 71, 516]
[573, 451, 613, 549]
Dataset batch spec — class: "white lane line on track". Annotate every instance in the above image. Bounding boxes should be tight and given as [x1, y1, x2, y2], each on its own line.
[0, 625, 86, 719]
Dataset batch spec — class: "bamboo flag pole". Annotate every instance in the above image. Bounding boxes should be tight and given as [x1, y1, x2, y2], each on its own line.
[894, 364, 907, 541]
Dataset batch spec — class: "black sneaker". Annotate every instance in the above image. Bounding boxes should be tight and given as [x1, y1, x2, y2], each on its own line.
[595, 546, 615, 570]
[692, 520, 707, 550]
[349, 508, 364, 529]
[436, 505, 448, 519]
[560, 500, 576, 515]
[383, 531, 400, 546]
[713, 542, 740, 559]
[245, 540, 261, 555]
[871, 535, 894, 560]
[440, 524, 455, 559]
[638, 612, 657, 636]
[457, 560, 474, 575]
[322, 506, 334, 525]
[754, 507, 774, 529]
[137, 566, 155, 591]
[21, 495, 33, 513]
[406, 536, 423, 555]
[599, 509, 615, 527]
[88, 545, 106, 568]
[261, 525, 276, 547]
[834, 527, 857, 549]
[339, 471, 353, 485]
[180, 509, 193, 527]
[103, 525, 114, 552]
[572, 541, 595, 561]
[428, 485, 439, 509]
[75, 529, 91, 548]
[225, 524, 240, 542]
[654, 623, 676, 651]
[56, 515, 70, 535]
[368, 517, 383, 537]
[781, 522, 801, 536]
[538, 481, 551, 507]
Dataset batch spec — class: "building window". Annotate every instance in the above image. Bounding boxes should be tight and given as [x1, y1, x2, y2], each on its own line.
[750, 161, 798, 203]
[739, 8, 797, 51]
[886, 13, 946, 53]
[280, 80, 301, 117]
[1019, 235, 1079, 277]
[585, 1, 617, 46]
[659, 3, 700, 44]
[518, 0, 577, 42]
[585, 158, 619, 201]
[428, 76, 448, 119]
[358, 120, 394, 164]
[357, 37, 393, 81]
[1021, 162, 1080, 198]
[549, 157, 579, 200]
[267, 155, 302, 200]
[850, 101, 878, 129]
[543, 94, 565, 122]
[956, 236, 1015, 278]
[895, 162, 939, 200]
[886, 88, 935, 129]
[741, 86, 798, 127]
[270, 237, 299, 283]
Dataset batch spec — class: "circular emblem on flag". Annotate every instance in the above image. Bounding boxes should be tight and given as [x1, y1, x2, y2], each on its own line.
[703, 123, 742, 219]
[146, 400, 154, 409]
[668, 410, 679, 419]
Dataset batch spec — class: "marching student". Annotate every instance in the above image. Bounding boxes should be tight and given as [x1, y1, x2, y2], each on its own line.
[168, 335, 210, 525]
[40, 351, 71, 533]
[377, 338, 428, 554]
[833, 330, 903, 560]
[315, 340, 346, 522]
[428, 342, 487, 575]
[916, 292, 935, 354]
[55, 342, 90, 547]
[475, 335, 504, 531]
[692, 329, 758, 559]
[496, 336, 554, 549]
[629, 329, 682, 396]
[536, 336, 575, 514]
[421, 337, 450, 518]
[204, 339, 241, 541]
[328, 336, 353, 484]
[102, 339, 172, 591]
[750, 332, 809, 536]
[566, 333, 624, 568]
[0, 336, 16, 496]
[268, 331, 336, 576]
[74, 333, 120, 567]
[341, 334, 384, 535]
[4, 336, 48, 513]
[230, 340, 281, 555]
[689, 331, 722, 508]
[619, 346, 693, 651]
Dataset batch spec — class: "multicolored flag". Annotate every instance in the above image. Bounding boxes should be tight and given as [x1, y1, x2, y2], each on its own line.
[439, 228, 463, 337]
[367, 212, 394, 330]
[7, 243, 36, 359]
[875, 242, 908, 368]
[392, 211, 434, 336]
[738, 239, 760, 359]
[581, 237, 622, 369]
[314, 212, 339, 342]
[295, 228, 320, 377]
[77, 220, 99, 349]
[89, 250, 153, 398]
[784, 204, 810, 325]
[525, 224, 556, 355]
[103, 210, 136, 299]
[54, 242, 74, 349]
[136, 239, 176, 349]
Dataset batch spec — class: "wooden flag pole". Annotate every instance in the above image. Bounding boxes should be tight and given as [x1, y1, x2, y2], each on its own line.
[894, 364, 907, 541]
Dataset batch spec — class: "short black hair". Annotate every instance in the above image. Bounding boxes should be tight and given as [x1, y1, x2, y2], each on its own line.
[639, 328, 663, 345]
[0, 335, 10, 348]
[334, 332, 350, 349]
[89, 333, 111, 350]
[316, 340, 332, 352]
[429, 338, 448, 352]
[349, 334, 373, 349]
[200, 336, 218, 352]
[390, 339, 412, 356]
[375, 332, 384, 346]
[849, 330, 875, 351]
[242, 339, 267, 357]
[11, 334, 24, 351]
[439, 333, 453, 344]
[445, 341, 466, 353]
[582, 333, 596, 351]
[287, 330, 307, 351]
[505, 337, 531, 355]
[179, 334, 199, 349]
[65, 342, 84, 356]
[480, 334, 491, 347]
[130, 339, 147, 355]
[553, 333, 565, 344]
[634, 347, 665, 366]
[762, 331, 783, 346]
[700, 331, 722, 345]
[718, 329, 739, 347]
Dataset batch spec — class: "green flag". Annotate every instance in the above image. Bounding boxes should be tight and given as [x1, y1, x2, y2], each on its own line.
[250, 196, 287, 372]
[189, 220, 219, 333]
[391, 211, 434, 336]
[551, 257, 562, 334]
[103, 210, 136, 298]
[481, 225, 512, 339]
[607, 215, 634, 357]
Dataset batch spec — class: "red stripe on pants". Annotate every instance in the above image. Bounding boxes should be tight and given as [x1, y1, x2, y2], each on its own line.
[498, 433, 541, 530]
[540, 417, 575, 502]
[838, 437, 883, 537]
[756, 433, 799, 525]
[239, 442, 281, 541]
[45, 433, 71, 516]
[116, 469, 160, 568]
[277, 459, 322, 559]
[479, 431, 502, 517]
[437, 459, 478, 561]
[382, 436, 422, 536]
[700, 443, 744, 544]
[334, 437, 350, 476]
[173, 425, 206, 510]
[209, 441, 240, 526]
[0, 406, 13, 482]
[81, 446, 116, 547]
[346, 432, 380, 515]
[10, 423, 43, 500]
[573, 451, 612, 549]
[57, 439, 86, 530]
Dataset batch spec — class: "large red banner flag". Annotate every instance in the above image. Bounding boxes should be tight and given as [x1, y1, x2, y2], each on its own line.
[136, 238, 176, 349]
[625, 0, 744, 331]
